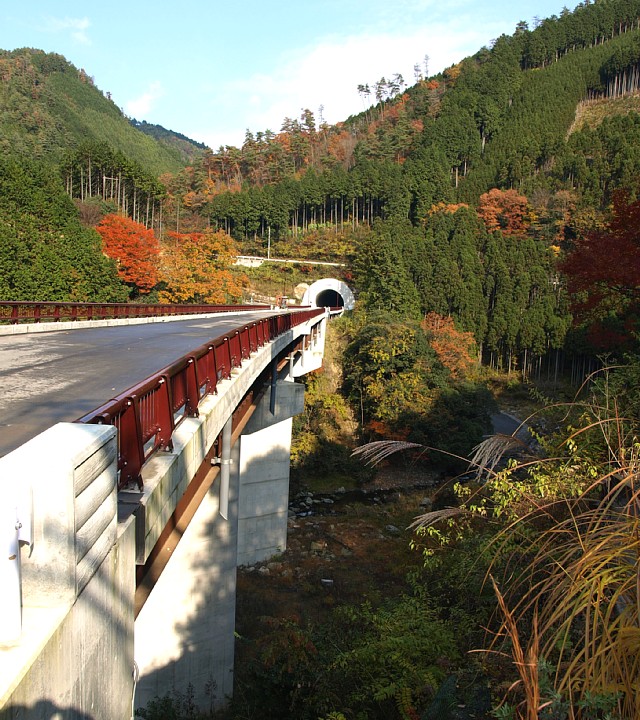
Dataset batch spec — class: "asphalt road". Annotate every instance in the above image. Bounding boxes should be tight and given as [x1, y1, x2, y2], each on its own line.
[0, 311, 272, 457]
[490, 412, 531, 443]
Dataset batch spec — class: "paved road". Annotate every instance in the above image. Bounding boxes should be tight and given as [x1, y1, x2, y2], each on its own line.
[491, 412, 527, 438]
[0, 312, 272, 457]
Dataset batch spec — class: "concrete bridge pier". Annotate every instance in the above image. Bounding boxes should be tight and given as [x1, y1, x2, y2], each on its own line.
[133, 373, 304, 712]
[237, 377, 303, 566]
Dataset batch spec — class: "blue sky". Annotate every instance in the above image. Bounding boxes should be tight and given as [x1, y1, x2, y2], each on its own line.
[2, 0, 574, 150]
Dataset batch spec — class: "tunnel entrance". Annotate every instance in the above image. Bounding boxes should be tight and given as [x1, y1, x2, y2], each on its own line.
[315, 289, 344, 308]
[301, 279, 355, 311]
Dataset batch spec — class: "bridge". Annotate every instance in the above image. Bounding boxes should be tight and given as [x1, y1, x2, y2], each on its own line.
[0, 301, 331, 718]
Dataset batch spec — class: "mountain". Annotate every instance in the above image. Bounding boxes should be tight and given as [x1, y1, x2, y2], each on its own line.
[0, 48, 190, 176]
[155, 0, 640, 239]
[129, 119, 207, 166]
[2, 1, 640, 364]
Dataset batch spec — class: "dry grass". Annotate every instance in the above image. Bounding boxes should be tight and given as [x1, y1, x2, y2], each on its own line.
[482, 371, 640, 718]
[568, 93, 640, 137]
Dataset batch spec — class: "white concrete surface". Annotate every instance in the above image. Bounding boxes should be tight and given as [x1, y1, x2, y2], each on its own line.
[0, 423, 135, 719]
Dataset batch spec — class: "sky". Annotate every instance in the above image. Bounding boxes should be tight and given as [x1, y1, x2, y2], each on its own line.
[2, 0, 575, 150]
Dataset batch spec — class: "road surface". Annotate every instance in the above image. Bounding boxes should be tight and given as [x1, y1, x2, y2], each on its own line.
[0, 312, 271, 457]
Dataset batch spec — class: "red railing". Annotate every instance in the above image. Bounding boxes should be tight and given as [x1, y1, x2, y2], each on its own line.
[0, 301, 268, 325]
[76, 308, 325, 490]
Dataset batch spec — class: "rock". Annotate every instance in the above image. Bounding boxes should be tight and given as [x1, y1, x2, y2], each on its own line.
[385, 524, 401, 535]
[293, 282, 309, 300]
[310, 540, 327, 552]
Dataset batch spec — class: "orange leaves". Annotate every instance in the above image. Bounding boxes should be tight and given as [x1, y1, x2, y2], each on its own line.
[157, 229, 247, 304]
[326, 129, 357, 165]
[421, 312, 477, 380]
[427, 202, 469, 217]
[477, 188, 530, 237]
[95, 214, 159, 294]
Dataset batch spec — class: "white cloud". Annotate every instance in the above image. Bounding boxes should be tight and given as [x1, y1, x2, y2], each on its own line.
[44, 16, 91, 45]
[196, 21, 498, 149]
[125, 81, 165, 119]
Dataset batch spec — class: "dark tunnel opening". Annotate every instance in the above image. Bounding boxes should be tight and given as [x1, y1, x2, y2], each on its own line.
[315, 289, 344, 308]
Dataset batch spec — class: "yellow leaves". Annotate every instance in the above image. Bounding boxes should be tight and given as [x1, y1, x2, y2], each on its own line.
[157, 229, 247, 304]
[443, 63, 462, 84]
[364, 371, 432, 423]
[182, 190, 198, 208]
[426, 202, 469, 217]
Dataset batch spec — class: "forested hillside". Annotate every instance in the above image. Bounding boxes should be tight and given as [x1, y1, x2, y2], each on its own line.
[0, 48, 248, 304]
[0, 48, 185, 175]
[130, 119, 207, 166]
[161, 0, 640, 233]
[2, 0, 640, 360]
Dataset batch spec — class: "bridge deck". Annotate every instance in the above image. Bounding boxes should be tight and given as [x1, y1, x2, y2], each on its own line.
[0, 311, 273, 457]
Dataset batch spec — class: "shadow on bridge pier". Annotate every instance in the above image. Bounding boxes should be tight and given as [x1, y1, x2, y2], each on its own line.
[134, 395, 297, 713]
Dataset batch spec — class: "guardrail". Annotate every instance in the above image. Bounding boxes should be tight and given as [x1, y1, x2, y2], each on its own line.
[0, 301, 267, 324]
[76, 308, 325, 490]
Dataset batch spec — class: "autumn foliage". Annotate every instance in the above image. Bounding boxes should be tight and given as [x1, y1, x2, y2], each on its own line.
[96, 214, 159, 295]
[477, 188, 530, 237]
[157, 229, 246, 304]
[561, 190, 640, 349]
[421, 312, 477, 379]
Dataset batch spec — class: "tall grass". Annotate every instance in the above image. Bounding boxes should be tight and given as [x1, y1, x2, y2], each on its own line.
[364, 364, 640, 718]
[479, 369, 640, 718]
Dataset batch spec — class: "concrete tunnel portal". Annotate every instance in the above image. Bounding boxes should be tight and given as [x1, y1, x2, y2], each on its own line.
[301, 278, 355, 311]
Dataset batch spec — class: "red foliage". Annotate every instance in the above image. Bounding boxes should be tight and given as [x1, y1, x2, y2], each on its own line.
[561, 190, 640, 349]
[367, 420, 411, 441]
[96, 214, 159, 294]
